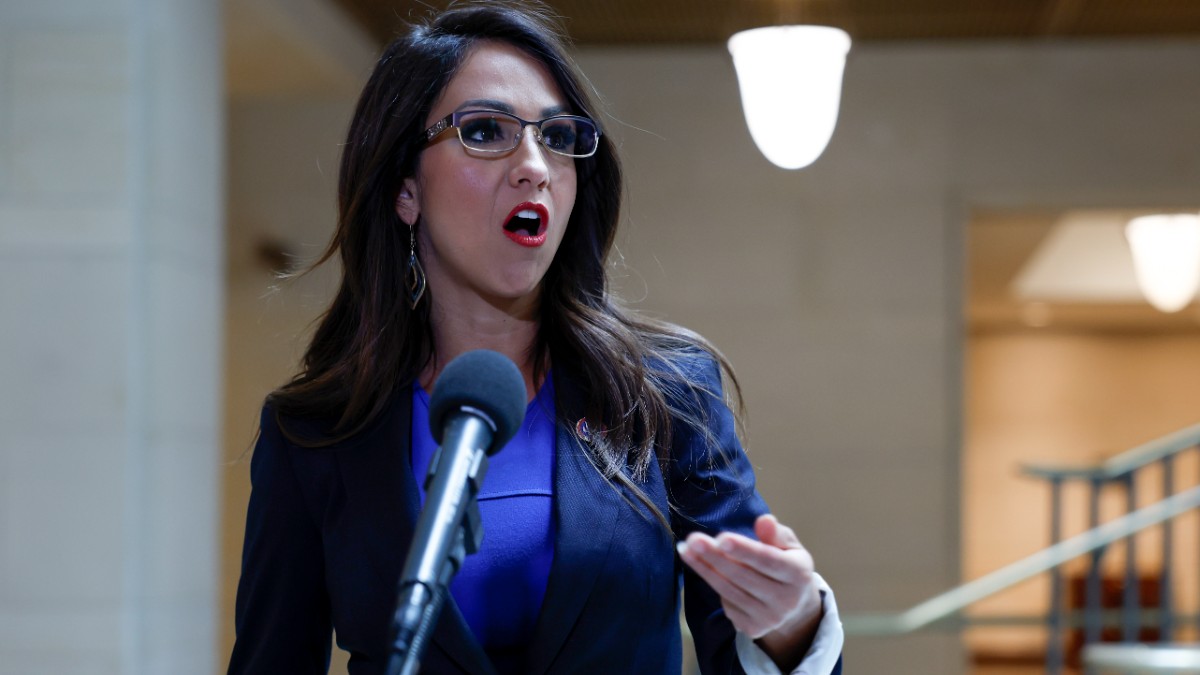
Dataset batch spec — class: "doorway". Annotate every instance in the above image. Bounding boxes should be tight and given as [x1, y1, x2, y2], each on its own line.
[964, 207, 1200, 668]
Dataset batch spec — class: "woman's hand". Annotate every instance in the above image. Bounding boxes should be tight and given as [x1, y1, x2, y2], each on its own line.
[678, 513, 823, 671]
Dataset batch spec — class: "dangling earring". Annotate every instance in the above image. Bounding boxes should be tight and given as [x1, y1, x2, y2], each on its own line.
[405, 222, 426, 309]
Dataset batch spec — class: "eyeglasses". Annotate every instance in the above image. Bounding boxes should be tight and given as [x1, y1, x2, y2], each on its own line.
[422, 110, 601, 158]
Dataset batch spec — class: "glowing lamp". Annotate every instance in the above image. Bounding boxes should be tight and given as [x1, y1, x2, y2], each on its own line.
[1125, 214, 1200, 313]
[727, 26, 851, 170]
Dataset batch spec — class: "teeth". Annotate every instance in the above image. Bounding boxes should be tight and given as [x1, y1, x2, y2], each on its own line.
[505, 209, 542, 236]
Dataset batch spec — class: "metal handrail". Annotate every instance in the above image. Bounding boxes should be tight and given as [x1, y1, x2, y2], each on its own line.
[1023, 421, 1200, 481]
[1099, 422, 1200, 478]
[843, 485, 1200, 636]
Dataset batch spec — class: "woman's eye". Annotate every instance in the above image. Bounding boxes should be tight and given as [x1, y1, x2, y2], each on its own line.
[541, 123, 577, 151]
[461, 117, 508, 145]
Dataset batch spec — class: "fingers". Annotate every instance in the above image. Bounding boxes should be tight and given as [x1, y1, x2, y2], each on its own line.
[682, 537, 768, 605]
[681, 535, 791, 593]
[679, 535, 799, 637]
[683, 530, 812, 584]
[756, 513, 802, 551]
[676, 515, 820, 639]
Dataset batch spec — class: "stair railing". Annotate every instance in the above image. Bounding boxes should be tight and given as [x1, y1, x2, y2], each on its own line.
[843, 422, 1200, 674]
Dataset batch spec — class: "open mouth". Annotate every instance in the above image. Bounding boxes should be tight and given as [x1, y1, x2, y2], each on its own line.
[503, 203, 548, 247]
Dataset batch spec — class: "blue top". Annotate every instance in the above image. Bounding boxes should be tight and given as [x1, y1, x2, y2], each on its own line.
[411, 377, 557, 674]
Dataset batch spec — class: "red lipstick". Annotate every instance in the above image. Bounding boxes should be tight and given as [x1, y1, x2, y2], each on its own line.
[502, 202, 549, 248]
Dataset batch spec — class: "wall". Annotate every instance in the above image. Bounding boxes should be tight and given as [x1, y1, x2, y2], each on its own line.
[0, 0, 223, 673]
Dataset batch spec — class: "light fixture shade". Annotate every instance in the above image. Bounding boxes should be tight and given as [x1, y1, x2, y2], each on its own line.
[728, 26, 851, 170]
[1125, 214, 1200, 313]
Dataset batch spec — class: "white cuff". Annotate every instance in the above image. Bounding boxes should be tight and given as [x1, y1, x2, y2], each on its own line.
[734, 571, 843, 675]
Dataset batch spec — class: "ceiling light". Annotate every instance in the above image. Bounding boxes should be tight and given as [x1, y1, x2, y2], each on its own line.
[1125, 214, 1200, 313]
[728, 25, 851, 170]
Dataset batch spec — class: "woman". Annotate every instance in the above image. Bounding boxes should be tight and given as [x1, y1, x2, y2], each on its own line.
[229, 2, 843, 674]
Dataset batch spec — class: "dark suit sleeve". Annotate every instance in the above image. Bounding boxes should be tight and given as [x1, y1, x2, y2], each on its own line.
[664, 356, 769, 675]
[667, 356, 844, 675]
[228, 405, 332, 674]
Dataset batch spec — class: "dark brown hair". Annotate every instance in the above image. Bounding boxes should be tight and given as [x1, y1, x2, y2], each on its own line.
[270, 1, 741, 523]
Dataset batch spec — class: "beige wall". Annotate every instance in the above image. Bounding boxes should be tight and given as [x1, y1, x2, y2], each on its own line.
[1, 0, 223, 672]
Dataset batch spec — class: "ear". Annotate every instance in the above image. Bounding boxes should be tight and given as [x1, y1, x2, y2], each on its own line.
[395, 177, 420, 226]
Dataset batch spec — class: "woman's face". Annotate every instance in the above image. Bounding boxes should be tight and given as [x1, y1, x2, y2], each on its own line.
[397, 41, 578, 313]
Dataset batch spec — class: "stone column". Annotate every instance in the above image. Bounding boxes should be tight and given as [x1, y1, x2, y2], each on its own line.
[0, 0, 223, 673]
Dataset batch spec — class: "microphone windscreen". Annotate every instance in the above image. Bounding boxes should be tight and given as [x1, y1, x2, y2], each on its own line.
[428, 350, 527, 453]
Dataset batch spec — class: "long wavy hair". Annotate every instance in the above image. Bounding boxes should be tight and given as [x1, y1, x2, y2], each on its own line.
[270, 0, 742, 523]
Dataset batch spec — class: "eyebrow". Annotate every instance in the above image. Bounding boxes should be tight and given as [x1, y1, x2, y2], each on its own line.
[454, 99, 571, 118]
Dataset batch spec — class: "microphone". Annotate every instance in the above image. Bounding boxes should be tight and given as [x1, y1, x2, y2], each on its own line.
[388, 350, 527, 675]
[427, 349, 527, 451]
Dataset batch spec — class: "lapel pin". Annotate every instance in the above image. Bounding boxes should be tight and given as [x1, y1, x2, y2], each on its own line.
[574, 417, 593, 444]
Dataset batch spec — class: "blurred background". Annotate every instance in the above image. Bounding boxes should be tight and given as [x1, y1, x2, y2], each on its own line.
[4, 0, 1200, 673]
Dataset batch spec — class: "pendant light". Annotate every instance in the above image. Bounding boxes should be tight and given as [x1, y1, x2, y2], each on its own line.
[728, 23, 850, 170]
[1125, 213, 1200, 313]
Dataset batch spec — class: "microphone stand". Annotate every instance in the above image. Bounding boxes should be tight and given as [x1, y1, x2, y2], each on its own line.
[387, 414, 492, 675]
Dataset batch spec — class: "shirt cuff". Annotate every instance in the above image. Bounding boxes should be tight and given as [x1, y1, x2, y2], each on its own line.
[734, 571, 844, 675]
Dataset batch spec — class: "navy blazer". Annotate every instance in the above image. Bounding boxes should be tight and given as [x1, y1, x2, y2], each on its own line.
[229, 359, 833, 674]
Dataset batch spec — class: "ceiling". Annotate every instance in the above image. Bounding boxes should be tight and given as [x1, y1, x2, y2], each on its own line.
[333, 0, 1200, 47]
[970, 209, 1200, 334]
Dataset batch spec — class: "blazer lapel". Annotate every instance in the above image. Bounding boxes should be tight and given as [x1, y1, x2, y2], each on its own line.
[335, 387, 496, 675]
[525, 374, 622, 675]
[334, 390, 420, 599]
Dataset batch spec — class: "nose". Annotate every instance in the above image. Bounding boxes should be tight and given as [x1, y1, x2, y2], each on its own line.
[508, 124, 550, 190]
